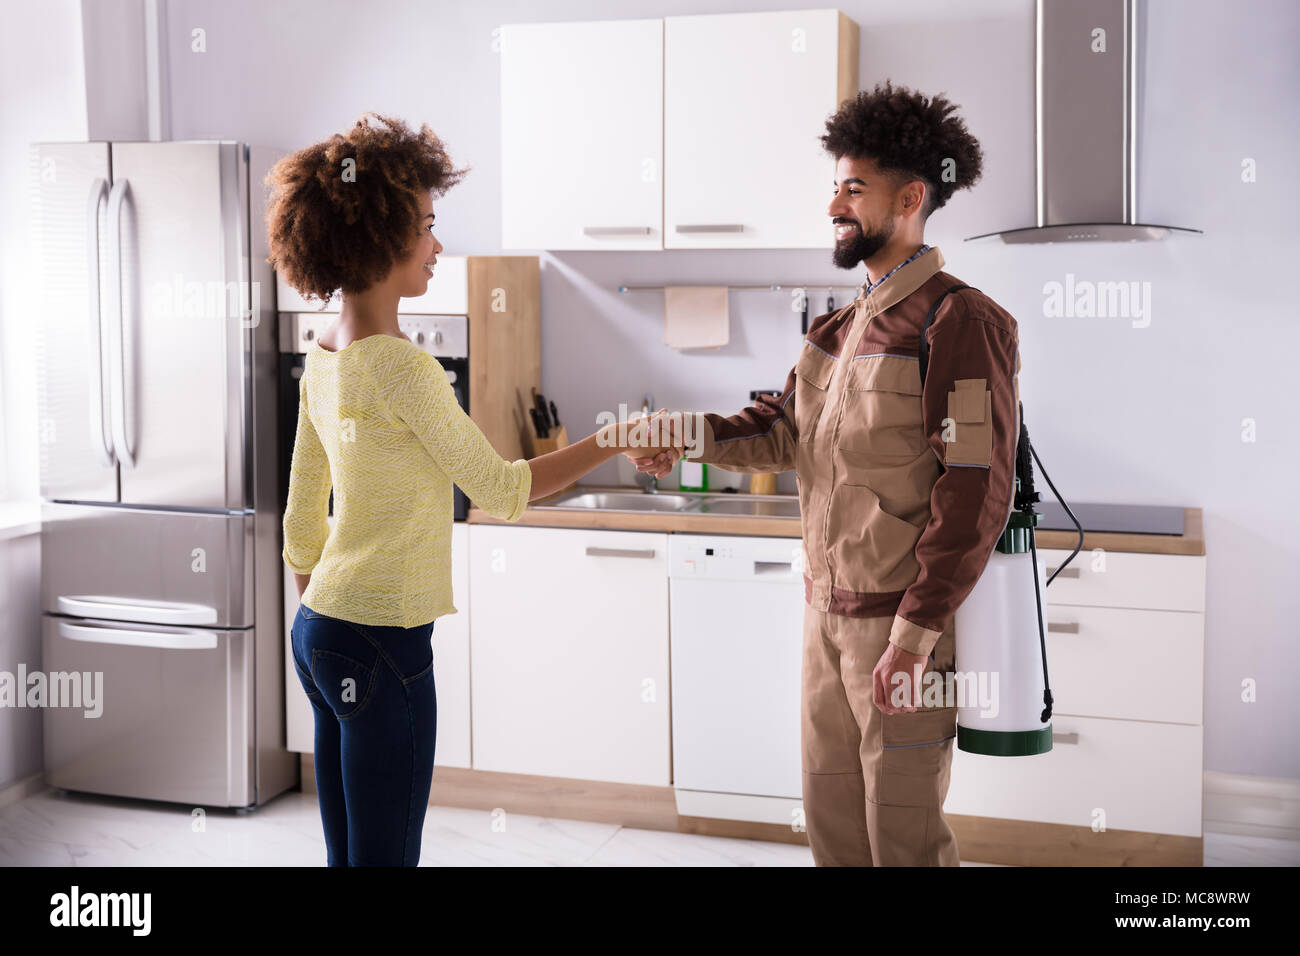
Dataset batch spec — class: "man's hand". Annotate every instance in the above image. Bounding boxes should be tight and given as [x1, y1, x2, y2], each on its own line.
[626, 412, 685, 477]
[612, 408, 684, 466]
[872, 641, 931, 715]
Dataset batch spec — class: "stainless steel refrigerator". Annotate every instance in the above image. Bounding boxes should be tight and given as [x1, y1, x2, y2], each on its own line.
[33, 140, 297, 808]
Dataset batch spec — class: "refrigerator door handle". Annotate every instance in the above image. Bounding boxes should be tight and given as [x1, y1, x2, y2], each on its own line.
[57, 619, 219, 650]
[86, 177, 115, 467]
[56, 594, 219, 626]
[106, 177, 135, 468]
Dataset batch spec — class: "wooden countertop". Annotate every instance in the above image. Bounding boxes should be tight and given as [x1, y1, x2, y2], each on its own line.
[468, 487, 1205, 556]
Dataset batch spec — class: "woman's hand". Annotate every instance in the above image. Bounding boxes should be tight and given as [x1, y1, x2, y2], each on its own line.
[619, 409, 685, 477]
[601, 408, 683, 461]
[629, 447, 682, 479]
[530, 409, 684, 501]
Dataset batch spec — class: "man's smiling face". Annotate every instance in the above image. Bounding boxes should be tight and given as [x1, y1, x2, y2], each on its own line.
[827, 154, 903, 269]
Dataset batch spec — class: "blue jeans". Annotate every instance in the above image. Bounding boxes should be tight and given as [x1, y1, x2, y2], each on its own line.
[290, 603, 437, 866]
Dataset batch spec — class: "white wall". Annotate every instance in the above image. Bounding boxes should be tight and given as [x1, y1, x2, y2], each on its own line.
[0, 0, 88, 789]
[0, 0, 88, 504]
[5, 0, 1297, 781]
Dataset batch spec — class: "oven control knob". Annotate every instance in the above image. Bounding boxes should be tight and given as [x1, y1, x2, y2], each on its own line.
[434, 330, 443, 346]
[416, 331, 425, 345]
[303, 328, 314, 341]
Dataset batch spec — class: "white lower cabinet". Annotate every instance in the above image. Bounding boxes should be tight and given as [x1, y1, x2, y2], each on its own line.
[944, 716, 1203, 837]
[944, 547, 1206, 841]
[433, 523, 472, 768]
[459, 529, 1206, 847]
[468, 525, 670, 786]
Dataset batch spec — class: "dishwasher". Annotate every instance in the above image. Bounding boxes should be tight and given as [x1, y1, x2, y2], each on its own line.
[668, 534, 806, 825]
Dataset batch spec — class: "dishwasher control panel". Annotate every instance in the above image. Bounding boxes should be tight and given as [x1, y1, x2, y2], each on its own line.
[669, 535, 805, 580]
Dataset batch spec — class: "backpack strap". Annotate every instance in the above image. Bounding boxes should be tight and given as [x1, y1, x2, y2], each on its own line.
[917, 284, 973, 389]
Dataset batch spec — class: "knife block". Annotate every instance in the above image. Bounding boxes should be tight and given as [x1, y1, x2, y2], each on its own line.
[529, 423, 569, 457]
[528, 424, 577, 496]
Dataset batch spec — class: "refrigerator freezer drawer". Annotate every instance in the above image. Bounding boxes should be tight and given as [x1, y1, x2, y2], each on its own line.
[42, 614, 255, 807]
[41, 502, 255, 628]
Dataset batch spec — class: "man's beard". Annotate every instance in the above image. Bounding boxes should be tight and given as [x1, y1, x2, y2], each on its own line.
[831, 218, 893, 270]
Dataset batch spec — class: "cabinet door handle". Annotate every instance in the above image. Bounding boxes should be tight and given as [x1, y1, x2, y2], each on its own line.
[1045, 566, 1080, 578]
[675, 223, 744, 234]
[1047, 621, 1079, 633]
[583, 226, 652, 237]
[1052, 732, 1079, 745]
[585, 546, 656, 559]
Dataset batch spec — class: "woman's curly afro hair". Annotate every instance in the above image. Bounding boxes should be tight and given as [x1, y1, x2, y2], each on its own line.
[820, 81, 983, 217]
[263, 111, 467, 307]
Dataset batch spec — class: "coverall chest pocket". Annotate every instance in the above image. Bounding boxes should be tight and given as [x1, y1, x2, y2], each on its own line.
[793, 345, 837, 443]
[839, 355, 926, 459]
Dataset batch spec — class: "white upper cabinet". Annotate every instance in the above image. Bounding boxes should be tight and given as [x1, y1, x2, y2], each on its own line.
[500, 19, 664, 251]
[664, 10, 858, 249]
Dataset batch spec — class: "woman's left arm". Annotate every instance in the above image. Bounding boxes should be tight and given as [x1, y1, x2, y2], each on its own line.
[283, 374, 332, 582]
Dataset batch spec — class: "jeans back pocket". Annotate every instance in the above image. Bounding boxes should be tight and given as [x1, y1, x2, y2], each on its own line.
[311, 648, 380, 719]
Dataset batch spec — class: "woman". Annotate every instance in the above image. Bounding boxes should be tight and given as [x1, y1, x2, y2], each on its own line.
[265, 112, 672, 866]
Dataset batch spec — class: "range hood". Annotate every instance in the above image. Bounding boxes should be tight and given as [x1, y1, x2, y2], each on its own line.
[967, 0, 1201, 243]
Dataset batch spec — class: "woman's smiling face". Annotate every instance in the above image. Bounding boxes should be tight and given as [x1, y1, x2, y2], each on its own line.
[395, 189, 442, 297]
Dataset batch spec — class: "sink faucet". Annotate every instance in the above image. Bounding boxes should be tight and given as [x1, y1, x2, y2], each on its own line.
[634, 393, 658, 493]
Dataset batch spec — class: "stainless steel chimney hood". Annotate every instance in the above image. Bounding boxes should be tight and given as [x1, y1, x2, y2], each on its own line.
[967, 0, 1201, 244]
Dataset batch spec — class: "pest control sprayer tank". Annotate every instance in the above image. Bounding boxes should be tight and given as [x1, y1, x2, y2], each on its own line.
[953, 404, 1083, 755]
[916, 285, 1085, 757]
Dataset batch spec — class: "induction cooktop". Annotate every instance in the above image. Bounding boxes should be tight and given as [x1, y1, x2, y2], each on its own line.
[1034, 501, 1185, 536]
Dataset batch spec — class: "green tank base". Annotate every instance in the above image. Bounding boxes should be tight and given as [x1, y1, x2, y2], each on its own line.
[957, 723, 1053, 756]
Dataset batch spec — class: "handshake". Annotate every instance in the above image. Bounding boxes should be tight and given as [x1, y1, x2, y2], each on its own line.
[596, 407, 702, 479]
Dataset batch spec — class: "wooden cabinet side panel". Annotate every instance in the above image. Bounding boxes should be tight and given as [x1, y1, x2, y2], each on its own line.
[467, 256, 541, 462]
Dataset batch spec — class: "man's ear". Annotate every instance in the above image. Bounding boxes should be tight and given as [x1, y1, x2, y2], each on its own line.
[898, 178, 927, 219]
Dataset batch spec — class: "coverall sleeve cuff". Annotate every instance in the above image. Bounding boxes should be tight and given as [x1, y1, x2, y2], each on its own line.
[682, 412, 714, 463]
[888, 615, 943, 658]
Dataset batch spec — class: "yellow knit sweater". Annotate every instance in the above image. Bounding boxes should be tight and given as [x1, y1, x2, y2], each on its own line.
[282, 333, 531, 626]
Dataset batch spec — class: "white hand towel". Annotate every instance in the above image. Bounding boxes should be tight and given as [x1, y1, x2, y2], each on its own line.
[664, 285, 729, 349]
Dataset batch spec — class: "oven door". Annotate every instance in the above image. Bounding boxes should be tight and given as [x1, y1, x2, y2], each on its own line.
[440, 357, 470, 521]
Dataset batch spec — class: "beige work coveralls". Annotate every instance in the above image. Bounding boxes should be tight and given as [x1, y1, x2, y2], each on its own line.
[691, 246, 1021, 866]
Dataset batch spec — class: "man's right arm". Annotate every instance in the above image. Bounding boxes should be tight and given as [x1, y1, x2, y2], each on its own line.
[682, 362, 799, 474]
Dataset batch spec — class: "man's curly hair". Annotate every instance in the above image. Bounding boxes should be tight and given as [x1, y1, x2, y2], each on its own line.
[264, 112, 467, 307]
[821, 81, 983, 218]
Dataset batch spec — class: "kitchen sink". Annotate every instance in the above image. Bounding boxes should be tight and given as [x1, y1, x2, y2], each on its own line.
[535, 488, 801, 518]
[540, 491, 699, 513]
[682, 496, 801, 519]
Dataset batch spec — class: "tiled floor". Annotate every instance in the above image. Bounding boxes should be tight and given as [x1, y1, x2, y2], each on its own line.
[0, 787, 1294, 866]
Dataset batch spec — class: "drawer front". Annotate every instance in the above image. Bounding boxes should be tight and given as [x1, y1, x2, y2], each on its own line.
[1038, 548, 1205, 612]
[43, 614, 253, 806]
[1043, 605, 1204, 723]
[41, 502, 253, 627]
[944, 715, 1202, 837]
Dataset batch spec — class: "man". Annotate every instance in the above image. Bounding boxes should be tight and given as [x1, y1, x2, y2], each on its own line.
[633, 81, 1022, 866]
